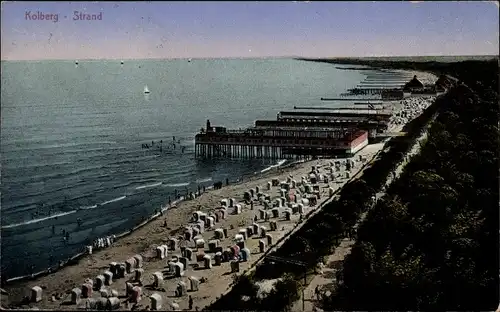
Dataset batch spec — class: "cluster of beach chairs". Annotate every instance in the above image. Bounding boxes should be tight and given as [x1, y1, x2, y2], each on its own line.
[24, 156, 371, 311]
[390, 96, 436, 127]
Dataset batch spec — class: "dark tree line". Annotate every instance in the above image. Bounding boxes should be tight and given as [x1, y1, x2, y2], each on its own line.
[205, 59, 498, 311]
[323, 60, 499, 310]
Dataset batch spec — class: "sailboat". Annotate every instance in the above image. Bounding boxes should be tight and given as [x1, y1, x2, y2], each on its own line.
[144, 85, 150, 94]
[188, 58, 192, 63]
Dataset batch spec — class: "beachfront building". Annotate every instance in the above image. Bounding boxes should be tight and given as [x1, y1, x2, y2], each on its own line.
[403, 75, 424, 92]
[195, 118, 370, 159]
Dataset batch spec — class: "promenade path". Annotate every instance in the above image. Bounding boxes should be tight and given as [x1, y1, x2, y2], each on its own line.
[291, 129, 430, 312]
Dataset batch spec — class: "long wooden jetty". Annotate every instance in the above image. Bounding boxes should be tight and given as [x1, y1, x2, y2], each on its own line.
[361, 79, 408, 85]
[293, 106, 385, 111]
[354, 102, 383, 105]
[320, 98, 380, 101]
[278, 110, 392, 119]
[347, 87, 402, 95]
[358, 84, 404, 88]
[254, 119, 388, 134]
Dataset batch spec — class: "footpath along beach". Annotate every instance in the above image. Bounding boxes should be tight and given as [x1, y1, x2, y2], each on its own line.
[1, 71, 438, 311]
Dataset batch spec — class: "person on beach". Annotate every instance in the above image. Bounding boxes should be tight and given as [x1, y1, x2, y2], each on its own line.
[169, 196, 172, 206]
[188, 295, 193, 310]
[226, 178, 229, 186]
[315, 286, 320, 301]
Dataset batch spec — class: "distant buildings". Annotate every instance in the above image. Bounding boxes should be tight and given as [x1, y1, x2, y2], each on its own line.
[403, 75, 424, 92]
[402, 75, 440, 95]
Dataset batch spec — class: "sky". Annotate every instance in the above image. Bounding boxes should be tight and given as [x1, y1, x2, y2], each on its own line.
[1, 1, 499, 60]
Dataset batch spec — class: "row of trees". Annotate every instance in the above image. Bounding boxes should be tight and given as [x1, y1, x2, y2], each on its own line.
[322, 60, 499, 310]
[204, 62, 454, 311]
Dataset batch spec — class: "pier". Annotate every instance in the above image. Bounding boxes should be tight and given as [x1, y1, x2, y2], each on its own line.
[194, 120, 370, 159]
[254, 119, 388, 134]
[320, 98, 381, 101]
[347, 87, 403, 95]
[278, 110, 392, 119]
[293, 106, 385, 111]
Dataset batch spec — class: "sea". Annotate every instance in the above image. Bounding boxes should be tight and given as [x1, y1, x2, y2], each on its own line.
[1, 58, 377, 279]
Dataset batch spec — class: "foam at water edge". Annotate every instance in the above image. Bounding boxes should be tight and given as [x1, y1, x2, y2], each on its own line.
[1, 210, 77, 229]
[195, 177, 212, 183]
[135, 182, 163, 190]
[163, 182, 190, 188]
[100, 196, 126, 206]
[260, 159, 287, 173]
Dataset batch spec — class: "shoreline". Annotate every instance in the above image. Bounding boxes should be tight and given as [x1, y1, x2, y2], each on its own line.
[2, 143, 384, 310]
[1, 158, 305, 286]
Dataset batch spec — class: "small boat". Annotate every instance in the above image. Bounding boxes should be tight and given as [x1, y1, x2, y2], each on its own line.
[144, 85, 150, 94]
[121, 60, 124, 65]
[75, 60, 79, 65]
[188, 58, 192, 63]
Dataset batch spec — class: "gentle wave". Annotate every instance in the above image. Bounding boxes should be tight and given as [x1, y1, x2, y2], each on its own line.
[2, 160, 74, 170]
[6, 165, 106, 185]
[261, 159, 287, 173]
[100, 196, 126, 206]
[135, 182, 162, 190]
[78, 205, 98, 210]
[1, 210, 77, 229]
[3, 141, 117, 153]
[163, 182, 190, 188]
[195, 177, 212, 183]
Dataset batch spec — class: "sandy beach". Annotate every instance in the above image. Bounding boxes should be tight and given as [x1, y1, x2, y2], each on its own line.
[1, 72, 438, 311]
[2, 143, 383, 310]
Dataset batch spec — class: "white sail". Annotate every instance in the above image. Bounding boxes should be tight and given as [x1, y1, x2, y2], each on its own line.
[144, 85, 150, 93]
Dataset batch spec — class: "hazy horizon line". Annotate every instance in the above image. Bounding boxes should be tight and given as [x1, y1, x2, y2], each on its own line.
[2, 54, 498, 62]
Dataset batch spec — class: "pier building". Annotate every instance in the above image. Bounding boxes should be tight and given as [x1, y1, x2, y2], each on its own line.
[195, 119, 369, 159]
